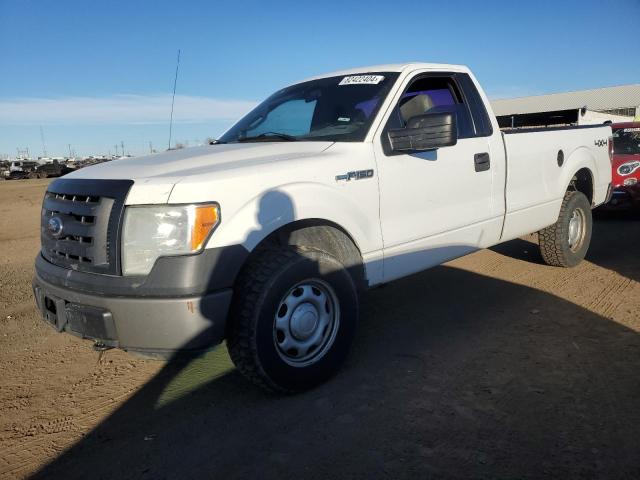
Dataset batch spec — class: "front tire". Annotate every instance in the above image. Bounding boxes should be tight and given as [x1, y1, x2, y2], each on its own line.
[539, 191, 592, 267]
[227, 246, 358, 393]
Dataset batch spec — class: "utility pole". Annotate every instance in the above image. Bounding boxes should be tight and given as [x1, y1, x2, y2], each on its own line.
[149, 141, 154, 154]
[114, 144, 119, 157]
[40, 126, 48, 157]
[121, 141, 125, 157]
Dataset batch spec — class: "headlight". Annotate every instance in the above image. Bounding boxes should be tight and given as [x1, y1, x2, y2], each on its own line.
[121, 203, 220, 275]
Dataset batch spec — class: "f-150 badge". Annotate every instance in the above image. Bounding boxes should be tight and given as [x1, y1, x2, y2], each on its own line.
[335, 169, 374, 182]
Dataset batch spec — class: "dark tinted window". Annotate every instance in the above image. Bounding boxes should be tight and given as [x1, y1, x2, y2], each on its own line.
[612, 127, 640, 155]
[456, 73, 493, 137]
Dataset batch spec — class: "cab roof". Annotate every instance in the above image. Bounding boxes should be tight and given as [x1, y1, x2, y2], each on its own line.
[295, 62, 470, 85]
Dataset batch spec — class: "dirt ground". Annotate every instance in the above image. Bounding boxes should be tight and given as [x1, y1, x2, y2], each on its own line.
[0, 179, 639, 479]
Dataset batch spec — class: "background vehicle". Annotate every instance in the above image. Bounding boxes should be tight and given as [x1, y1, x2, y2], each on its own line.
[602, 122, 640, 210]
[32, 63, 613, 392]
[9, 160, 40, 179]
[0, 161, 10, 179]
[35, 159, 73, 178]
[5, 159, 72, 179]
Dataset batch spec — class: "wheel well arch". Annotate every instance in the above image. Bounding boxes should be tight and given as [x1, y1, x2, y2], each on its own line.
[245, 219, 367, 291]
[567, 167, 594, 205]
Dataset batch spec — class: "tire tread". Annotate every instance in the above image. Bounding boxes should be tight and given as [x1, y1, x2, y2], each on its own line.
[538, 190, 591, 267]
[227, 246, 331, 394]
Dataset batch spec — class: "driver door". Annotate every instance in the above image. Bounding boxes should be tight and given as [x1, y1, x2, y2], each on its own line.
[373, 72, 504, 281]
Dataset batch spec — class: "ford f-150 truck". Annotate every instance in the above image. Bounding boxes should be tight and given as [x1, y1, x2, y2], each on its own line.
[33, 63, 613, 392]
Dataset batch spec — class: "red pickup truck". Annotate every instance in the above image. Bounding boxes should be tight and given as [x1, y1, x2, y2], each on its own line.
[605, 122, 640, 210]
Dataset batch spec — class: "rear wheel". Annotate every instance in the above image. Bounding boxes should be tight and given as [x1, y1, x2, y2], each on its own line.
[227, 246, 358, 393]
[539, 191, 592, 267]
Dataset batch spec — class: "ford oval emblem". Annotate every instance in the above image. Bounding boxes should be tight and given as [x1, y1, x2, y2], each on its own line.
[47, 216, 64, 238]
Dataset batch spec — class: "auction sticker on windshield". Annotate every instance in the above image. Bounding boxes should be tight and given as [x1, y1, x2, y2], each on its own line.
[339, 75, 385, 85]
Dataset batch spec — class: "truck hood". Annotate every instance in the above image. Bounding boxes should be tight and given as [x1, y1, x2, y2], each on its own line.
[66, 142, 334, 181]
[64, 142, 334, 204]
[612, 153, 640, 167]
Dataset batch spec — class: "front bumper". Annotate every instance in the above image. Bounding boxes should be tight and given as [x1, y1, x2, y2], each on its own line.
[33, 272, 233, 359]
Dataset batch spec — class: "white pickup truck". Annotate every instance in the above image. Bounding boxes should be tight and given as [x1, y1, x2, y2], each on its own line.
[33, 63, 613, 392]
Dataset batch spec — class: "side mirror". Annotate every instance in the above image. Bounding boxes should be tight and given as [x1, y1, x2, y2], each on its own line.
[388, 112, 457, 152]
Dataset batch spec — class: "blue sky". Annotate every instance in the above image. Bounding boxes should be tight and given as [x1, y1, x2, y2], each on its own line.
[1, 0, 639, 157]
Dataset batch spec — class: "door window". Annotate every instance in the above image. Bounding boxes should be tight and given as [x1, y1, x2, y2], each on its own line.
[386, 76, 475, 137]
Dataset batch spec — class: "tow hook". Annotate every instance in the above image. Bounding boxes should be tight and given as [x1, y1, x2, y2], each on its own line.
[93, 341, 114, 352]
[93, 341, 114, 363]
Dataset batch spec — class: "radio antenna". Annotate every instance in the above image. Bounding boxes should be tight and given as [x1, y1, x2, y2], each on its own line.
[168, 49, 181, 150]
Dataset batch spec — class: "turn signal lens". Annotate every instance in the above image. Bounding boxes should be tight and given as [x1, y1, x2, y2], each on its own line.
[192, 205, 219, 250]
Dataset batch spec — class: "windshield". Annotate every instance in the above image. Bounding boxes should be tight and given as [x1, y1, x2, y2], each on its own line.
[219, 72, 399, 143]
[612, 126, 640, 155]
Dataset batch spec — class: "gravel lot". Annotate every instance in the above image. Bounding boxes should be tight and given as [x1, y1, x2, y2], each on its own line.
[1, 179, 639, 479]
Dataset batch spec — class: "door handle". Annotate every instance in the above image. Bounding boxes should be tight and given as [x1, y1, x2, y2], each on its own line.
[474, 152, 490, 172]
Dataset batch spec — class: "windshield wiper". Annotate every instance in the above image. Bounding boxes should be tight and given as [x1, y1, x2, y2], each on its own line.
[237, 132, 298, 142]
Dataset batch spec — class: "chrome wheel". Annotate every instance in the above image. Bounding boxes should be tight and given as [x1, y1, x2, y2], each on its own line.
[568, 207, 586, 252]
[273, 279, 340, 367]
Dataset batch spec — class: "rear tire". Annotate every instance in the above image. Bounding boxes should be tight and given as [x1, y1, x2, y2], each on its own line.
[539, 191, 592, 267]
[227, 246, 358, 393]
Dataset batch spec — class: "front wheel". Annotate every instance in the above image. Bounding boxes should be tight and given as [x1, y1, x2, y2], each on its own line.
[227, 247, 358, 393]
[538, 191, 592, 267]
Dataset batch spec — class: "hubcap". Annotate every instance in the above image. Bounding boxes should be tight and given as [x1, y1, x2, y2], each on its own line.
[568, 208, 585, 251]
[273, 280, 340, 367]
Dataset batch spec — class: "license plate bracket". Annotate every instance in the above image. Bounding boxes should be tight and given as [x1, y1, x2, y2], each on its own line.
[41, 292, 68, 332]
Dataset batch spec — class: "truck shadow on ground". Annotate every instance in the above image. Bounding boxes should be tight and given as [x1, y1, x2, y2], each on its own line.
[34, 258, 640, 478]
[490, 210, 640, 283]
[589, 209, 640, 283]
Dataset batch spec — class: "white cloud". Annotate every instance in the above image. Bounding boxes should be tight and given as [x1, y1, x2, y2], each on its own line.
[0, 94, 257, 125]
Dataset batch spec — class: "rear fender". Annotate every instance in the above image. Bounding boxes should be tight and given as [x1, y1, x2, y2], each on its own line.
[560, 147, 597, 206]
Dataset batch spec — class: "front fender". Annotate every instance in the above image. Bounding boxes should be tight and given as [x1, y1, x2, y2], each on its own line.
[206, 181, 382, 256]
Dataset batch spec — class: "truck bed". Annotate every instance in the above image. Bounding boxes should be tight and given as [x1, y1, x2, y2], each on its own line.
[499, 124, 612, 242]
